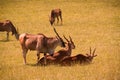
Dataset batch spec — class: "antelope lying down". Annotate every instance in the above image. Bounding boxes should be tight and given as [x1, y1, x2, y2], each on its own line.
[38, 35, 75, 65]
[19, 27, 65, 65]
[60, 47, 97, 66]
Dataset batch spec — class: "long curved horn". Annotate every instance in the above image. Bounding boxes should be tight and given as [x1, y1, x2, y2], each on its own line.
[53, 27, 61, 39]
[92, 48, 96, 56]
[90, 47, 92, 55]
[69, 36, 73, 42]
[53, 27, 65, 47]
[63, 35, 69, 42]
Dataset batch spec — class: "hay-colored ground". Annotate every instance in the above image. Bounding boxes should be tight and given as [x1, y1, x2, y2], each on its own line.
[0, 0, 120, 80]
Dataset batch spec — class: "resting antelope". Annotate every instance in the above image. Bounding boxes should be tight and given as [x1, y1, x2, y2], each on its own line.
[38, 35, 75, 65]
[60, 47, 97, 66]
[19, 27, 65, 65]
[49, 8, 62, 25]
[0, 20, 19, 40]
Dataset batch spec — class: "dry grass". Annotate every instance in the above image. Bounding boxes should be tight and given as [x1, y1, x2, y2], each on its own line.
[0, 0, 120, 80]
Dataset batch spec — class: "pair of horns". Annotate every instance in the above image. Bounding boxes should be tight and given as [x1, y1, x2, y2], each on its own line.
[63, 35, 72, 42]
[53, 27, 61, 39]
[90, 47, 96, 56]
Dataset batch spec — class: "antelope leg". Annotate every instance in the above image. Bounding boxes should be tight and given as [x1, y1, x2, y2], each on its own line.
[37, 52, 40, 62]
[44, 53, 47, 66]
[22, 49, 28, 64]
[7, 32, 9, 40]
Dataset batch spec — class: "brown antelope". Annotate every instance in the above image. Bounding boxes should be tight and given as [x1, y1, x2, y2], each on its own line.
[49, 8, 62, 25]
[60, 47, 97, 66]
[19, 27, 65, 65]
[0, 20, 19, 40]
[38, 35, 75, 65]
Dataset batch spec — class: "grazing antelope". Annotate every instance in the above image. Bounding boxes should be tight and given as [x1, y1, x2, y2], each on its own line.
[19, 27, 65, 65]
[38, 35, 75, 65]
[49, 8, 62, 25]
[0, 20, 19, 40]
[60, 47, 97, 66]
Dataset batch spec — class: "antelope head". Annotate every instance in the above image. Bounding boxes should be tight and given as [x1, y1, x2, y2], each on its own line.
[53, 27, 65, 47]
[49, 16, 55, 25]
[86, 47, 97, 62]
[63, 35, 75, 56]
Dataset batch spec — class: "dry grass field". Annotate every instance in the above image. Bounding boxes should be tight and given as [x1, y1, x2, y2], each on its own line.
[0, 0, 120, 80]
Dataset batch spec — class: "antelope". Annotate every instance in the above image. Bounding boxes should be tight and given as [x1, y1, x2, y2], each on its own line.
[0, 20, 19, 40]
[38, 35, 75, 65]
[60, 47, 97, 66]
[49, 8, 62, 25]
[19, 27, 65, 65]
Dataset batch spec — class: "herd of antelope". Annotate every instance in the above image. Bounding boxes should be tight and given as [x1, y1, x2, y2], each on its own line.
[0, 8, 97, 66]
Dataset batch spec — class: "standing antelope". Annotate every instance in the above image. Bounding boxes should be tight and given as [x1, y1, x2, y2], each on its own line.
[0, 20, 19, 40]
[49, 8, 62, 25]
[19, 27, 65, 65]
[38, 35, 75, 65]
[60, 47, 97, 66]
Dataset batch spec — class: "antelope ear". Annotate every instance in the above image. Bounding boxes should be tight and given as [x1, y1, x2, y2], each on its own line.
[86, 54, 89, 56]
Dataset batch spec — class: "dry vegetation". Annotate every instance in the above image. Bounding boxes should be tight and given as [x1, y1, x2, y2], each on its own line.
[0, 0, 120, 80]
